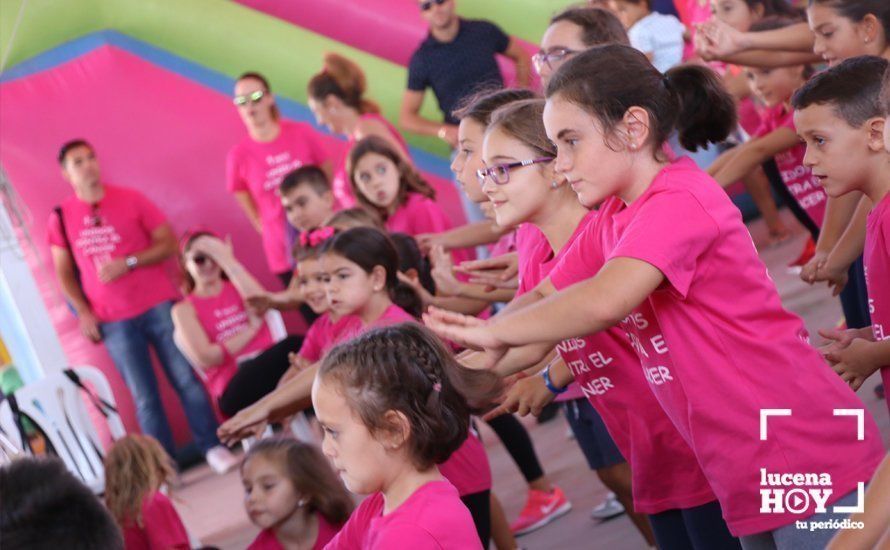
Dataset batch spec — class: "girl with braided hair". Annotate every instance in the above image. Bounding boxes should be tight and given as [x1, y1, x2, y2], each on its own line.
[317, 323, 499, 549]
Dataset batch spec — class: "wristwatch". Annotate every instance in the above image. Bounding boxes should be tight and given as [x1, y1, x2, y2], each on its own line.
[125, 256, 138, 271]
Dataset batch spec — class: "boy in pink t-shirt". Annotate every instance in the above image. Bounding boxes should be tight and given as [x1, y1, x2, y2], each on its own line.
[48, 140, 222, 462]
[793, 57, 890, 415]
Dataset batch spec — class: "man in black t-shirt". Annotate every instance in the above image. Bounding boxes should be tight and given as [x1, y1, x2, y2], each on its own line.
[399, 0, 531, 148]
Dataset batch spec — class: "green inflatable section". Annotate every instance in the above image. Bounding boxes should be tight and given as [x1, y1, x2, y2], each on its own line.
[0, 0, 573, 158]
[457, 1, 577, 44]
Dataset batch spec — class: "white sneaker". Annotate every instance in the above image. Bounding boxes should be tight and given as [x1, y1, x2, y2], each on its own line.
[590, 492, 625, 521]
[205, 445, 240, 475]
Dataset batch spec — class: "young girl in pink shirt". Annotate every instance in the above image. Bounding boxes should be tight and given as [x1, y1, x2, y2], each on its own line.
[793, 57, 890, 413]
[316, 323, 498, 550]
[242, 438, 353, 550]
[426, 44, 885, 548]
[347, 136, 458, 243]
[708, 18, 828, 234]
[104, 435, 191, 550]
[218, 228, 495, 545]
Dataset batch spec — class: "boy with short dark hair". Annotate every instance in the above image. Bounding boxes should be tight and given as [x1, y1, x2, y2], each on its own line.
[793, 56, 890, 412]
[279, 165, 335, 233]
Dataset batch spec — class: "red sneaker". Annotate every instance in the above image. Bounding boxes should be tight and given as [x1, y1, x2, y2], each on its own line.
[789, 237, 816, 267]
[509, 486, 572, 536]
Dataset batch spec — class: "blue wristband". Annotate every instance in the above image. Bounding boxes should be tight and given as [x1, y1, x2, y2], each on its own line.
[541, 365, 567, 395]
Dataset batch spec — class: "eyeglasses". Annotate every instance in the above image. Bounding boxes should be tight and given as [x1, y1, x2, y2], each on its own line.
[232, 90, 266, 106]
[420, 0, 447, 11]
[532, 48, 579, 74]
[476, 157, 554, 186]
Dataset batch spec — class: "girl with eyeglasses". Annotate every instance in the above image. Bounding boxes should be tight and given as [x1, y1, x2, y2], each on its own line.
[308, 53, 411, 209]
[227, 71, 333, 288]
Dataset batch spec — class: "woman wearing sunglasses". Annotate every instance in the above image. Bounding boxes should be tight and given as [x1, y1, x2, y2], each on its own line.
[172, 231, 303, 420]
[226, 72, 333, 288]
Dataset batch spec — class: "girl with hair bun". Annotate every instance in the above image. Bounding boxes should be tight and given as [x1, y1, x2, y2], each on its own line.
[308, 53, 411, 208]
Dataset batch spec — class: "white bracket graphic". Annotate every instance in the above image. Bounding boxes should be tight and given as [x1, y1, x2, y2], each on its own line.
[832, 409, 865, 440]
[760, 409, 791, 440]
[833, 482, 865, 514]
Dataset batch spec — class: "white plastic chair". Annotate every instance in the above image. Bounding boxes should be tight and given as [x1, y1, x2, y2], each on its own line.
[0, 366, 125, 494]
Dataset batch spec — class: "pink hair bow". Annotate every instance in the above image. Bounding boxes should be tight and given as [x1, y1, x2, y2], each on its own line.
[299, 226, 336, 248]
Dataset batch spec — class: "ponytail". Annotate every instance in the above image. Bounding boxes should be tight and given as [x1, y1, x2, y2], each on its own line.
[545, 44, 736, 153]
[308, 53, 380, 114]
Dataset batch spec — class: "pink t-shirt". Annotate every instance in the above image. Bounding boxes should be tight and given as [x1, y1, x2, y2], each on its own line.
[299, 313, 355, 363]
[573, 157, 883, 535]
[332, 113, 410, 209]
[324, 480, 482, 550]
[674, 0, 710, 60]
[47, 185, 179, 323]
[121, 491, 190, 550]
[864, 192, 890, 416]
[755, 105, 827, 228]
[184, 281, 274, 400]
[528, 211, 716, 514]
[227, 121, 328, 274]
[515, 217, 588, 402]
[248, 514, 340, 550]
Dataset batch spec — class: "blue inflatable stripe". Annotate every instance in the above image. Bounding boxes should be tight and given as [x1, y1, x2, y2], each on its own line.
[0, 30, 453, 179]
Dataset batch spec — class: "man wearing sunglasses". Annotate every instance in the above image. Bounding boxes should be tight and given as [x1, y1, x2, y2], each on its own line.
[48, 140, 233, 472]
[399, 0, 531, 149]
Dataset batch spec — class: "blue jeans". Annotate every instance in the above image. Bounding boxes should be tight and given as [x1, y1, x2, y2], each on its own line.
[101, 301, 219, 455]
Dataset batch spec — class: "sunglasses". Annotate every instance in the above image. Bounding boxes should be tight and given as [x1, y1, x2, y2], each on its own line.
[232, 90, 266, 106]
[531, 48, 580, 74]
[191, 254, 210, 266]
[476, 157, 554, 186]
[420, 0, 447, 11]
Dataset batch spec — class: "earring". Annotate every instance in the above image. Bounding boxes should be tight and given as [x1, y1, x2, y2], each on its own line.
[551, 180, 559, 189]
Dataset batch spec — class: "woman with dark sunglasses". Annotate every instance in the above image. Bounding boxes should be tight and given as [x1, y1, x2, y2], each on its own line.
[226, 72, 333, 288]
[172, 232, 303, 420]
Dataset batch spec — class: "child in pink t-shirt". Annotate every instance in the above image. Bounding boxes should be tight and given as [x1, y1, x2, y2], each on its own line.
[793, 58, 890, 416]
[347, 136, 473, 266]
[708, 38, 827, 231]
[426, 46, 884, 546]
[104, 435, 191, 550]
[316, 323, 491, 550]
[241, 438, 352, 550]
